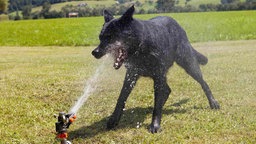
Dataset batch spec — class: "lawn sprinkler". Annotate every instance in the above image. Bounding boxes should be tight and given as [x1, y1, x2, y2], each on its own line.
[55, 112, 76, 144]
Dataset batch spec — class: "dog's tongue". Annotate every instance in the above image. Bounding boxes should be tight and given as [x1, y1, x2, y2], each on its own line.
[113, 49, 125, 69]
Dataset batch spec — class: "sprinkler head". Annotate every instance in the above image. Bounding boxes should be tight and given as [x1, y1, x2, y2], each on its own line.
[55, 112, 76, 144]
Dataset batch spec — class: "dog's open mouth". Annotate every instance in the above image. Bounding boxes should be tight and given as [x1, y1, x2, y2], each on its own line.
[113, 48, 127, 70]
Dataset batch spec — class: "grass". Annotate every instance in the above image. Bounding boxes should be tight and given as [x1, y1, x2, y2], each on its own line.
[1, 10, 256, 143]
[1, 11, 256, 46]
[0, 46, 92, 143]
[1, 40, 256, 143]
[0, 17, 102, 46]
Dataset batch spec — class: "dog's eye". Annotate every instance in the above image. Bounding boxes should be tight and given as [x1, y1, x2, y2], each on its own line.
[99, 35, 112, 44]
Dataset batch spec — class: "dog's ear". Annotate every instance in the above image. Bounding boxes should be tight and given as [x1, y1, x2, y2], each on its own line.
[119, 5, 135, 24]
[103, 10, 114, 23]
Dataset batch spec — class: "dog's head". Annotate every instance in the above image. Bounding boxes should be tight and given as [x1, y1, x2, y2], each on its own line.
[92, 5, 136, 69]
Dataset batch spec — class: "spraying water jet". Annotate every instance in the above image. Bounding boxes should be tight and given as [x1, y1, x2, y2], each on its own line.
[54, 62, 105, 144]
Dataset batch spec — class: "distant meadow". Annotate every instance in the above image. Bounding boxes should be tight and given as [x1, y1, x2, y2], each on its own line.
[0, 11, 256, 46]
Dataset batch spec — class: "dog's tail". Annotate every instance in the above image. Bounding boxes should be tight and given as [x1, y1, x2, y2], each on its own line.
[193, 49, 208, 65]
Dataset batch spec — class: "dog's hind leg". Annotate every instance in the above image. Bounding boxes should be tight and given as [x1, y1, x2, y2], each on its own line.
[175, 45, 220, 109]
[107, 69, 139, 130]
[150, 75, 171, 133]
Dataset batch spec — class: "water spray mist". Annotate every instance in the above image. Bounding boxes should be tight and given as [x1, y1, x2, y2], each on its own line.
[55, 62, 105, 144]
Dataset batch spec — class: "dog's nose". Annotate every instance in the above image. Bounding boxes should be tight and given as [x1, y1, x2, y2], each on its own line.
[91, 48, 99, 56]
[92, 48, 103, 59]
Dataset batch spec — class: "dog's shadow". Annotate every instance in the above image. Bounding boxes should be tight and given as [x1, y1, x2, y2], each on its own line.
[69, 98, 189, 140]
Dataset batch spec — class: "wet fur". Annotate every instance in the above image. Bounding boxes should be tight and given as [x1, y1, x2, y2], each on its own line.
[92, 6, 220, 133]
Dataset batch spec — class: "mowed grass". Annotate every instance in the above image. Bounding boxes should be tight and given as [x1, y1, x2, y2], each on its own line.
[0, 11, 256, 46]
[0, 17, 102, 46]
[0, 40, 256, 143]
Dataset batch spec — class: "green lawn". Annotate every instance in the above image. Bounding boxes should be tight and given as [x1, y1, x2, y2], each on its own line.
[1, 11, 256, 46]
[1, 10, 256, 143]
[0, 40, 255, 143]
[0, 17, 103, 46]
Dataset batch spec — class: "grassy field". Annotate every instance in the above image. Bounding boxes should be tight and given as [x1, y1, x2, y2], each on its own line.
[0, 40, 256, 143]
[1, 11, 256, 46]
[0, 17, 102, 46]
[1, 10, 256, 143]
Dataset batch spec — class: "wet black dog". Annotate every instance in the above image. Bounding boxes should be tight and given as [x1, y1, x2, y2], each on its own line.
[92, 5, 220, 133]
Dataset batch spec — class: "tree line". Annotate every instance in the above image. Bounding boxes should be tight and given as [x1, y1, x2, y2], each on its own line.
[1, 0, 256, 20]
[155, 0, 256, 13]
[8, 0, 68, 12]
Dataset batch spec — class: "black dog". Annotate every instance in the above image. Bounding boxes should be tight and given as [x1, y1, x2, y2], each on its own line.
[92, 5, 220, 133]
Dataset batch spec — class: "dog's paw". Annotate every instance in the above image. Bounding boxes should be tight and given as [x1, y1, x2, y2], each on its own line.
[210, 100, 220, 109]
[107, 117, 118, 130]
[149, 123, 161, 133]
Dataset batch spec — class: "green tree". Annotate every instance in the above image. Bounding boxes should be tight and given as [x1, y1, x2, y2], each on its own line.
[156, 0, 176, 12]
[22, 5, 32, 19]
[246, 0, 256, 2]
[40, 1, 51, 18]
[185, 0, 191, 5]
[0, 0, 8, 13]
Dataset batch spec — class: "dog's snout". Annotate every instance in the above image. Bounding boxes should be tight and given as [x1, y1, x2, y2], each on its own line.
[92, 47, 104, 59]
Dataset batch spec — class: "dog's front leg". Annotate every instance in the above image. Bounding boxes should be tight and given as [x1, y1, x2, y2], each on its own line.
[107, 70, 139, 130]
[150, 76, 171, 133]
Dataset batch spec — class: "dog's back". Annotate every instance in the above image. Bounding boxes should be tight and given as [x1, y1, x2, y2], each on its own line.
[134, 16, 208, 70]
